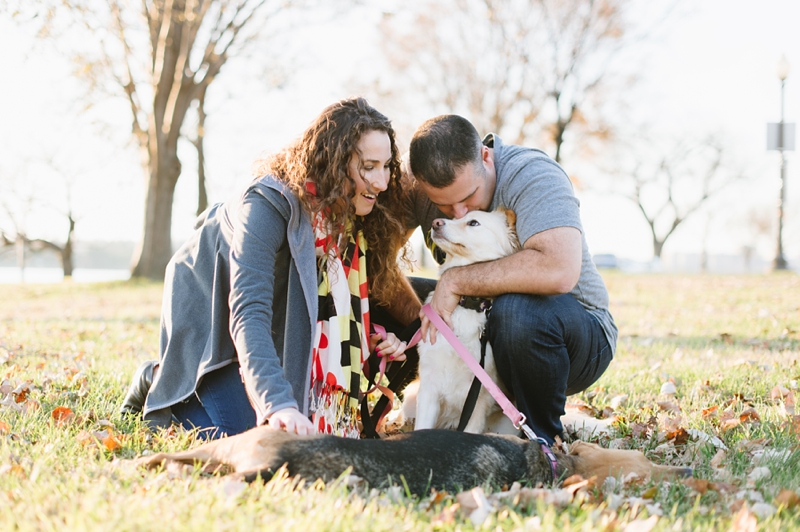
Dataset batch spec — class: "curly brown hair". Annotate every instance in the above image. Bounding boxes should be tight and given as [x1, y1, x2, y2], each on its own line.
[255, 97, 409, 307]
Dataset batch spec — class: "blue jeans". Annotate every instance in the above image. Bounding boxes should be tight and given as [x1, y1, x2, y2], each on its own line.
[487, 293, 612, 444]
[170, 362, 257, 440]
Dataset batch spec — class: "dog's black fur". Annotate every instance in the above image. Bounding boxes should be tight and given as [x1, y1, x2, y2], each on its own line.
[244, 429, 567, 493]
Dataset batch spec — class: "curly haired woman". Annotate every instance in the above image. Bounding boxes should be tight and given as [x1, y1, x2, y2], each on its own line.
[121, 98, 422, 438]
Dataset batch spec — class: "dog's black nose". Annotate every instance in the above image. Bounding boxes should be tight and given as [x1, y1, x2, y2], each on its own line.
[432, 218, 445, 229]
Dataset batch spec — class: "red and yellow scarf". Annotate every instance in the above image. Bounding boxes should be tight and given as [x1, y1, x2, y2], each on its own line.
[309, 213, 370, 438]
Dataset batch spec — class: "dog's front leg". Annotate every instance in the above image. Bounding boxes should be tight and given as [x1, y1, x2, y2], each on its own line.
[413, 386, 441, 430]
[462, 394, 491, 434]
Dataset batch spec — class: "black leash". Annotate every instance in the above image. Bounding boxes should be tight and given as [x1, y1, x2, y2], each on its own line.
[456, 328, 489, 431]
[360, 318, 422, 439]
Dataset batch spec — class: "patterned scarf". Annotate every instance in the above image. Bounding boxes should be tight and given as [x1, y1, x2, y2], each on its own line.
[310, 212, 370, 438]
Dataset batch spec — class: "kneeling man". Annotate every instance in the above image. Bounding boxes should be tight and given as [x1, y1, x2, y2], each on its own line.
[405, 115, 617, 445]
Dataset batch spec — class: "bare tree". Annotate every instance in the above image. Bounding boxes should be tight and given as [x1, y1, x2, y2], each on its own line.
[16, 0, 297, 280]
[373, 0, 669, 163]
[611, 135, 746, 259]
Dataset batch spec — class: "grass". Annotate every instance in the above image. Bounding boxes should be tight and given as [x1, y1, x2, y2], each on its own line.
[1, 272, 799, 531]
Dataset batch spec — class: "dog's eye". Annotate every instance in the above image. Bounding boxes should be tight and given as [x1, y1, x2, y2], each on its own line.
[467, 220, 480, 227]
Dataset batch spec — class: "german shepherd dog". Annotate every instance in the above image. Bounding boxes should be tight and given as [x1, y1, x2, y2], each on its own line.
[137, 427, 691, 495]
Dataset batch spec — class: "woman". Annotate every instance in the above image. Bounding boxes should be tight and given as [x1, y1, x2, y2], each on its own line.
[121, 98, 421, 438]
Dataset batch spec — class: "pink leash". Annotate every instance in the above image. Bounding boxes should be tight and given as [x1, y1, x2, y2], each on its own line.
[421, 303, 559, 480]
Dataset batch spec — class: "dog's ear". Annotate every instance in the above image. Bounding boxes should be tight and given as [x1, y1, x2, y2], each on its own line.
[504, 208, 516, 229]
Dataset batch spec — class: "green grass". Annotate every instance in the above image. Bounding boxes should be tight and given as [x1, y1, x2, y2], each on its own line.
[1, 273, 799, 530]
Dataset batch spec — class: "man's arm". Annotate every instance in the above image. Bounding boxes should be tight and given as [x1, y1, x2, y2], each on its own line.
[420, 225, 582, 341]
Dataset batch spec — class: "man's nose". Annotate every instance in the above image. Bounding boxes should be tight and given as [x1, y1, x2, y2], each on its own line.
[452, 204, 469, 219]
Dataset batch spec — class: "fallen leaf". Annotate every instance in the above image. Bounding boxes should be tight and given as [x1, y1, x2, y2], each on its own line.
[666, 427, 690, 445]
[774, 489, 800, 509]
[771, 386, 791, 400]
[51, 406, 74, 426]
[729, 504, 757, 532]
[101, 431, 122, 452]
[720, 418, 741, 432]
[641, 486, 658, 499]
[622, 515, 658, 532]
[701, 405, 719, 419]
[11, 382, 30, 403]
[739, 408, 760, 423]
[657, 401, 681, 414]
[683, 478, 711, 494]
[660, 381, 677, 395]
[720, 333, 734, 344]
[0, 420, 9, 434]
[710, 449, 726, 468]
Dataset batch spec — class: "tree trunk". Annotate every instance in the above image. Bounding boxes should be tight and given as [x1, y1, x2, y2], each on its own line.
[130, 153, 182, 280]
[61, 215, 75, 278]
[653, 238, 664, 259]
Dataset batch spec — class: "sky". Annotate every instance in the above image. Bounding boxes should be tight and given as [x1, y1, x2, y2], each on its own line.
[1, 0, 799, 266]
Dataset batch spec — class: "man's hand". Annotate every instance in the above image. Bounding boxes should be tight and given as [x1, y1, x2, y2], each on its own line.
[267, 407, 316, 435]
[419, 270, 461, 344]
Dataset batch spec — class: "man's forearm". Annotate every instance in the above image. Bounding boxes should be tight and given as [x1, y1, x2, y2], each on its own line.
[442, 248, 578, 298]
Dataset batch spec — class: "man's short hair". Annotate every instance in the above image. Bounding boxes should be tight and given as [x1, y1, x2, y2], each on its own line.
[409, 115, 483, 188]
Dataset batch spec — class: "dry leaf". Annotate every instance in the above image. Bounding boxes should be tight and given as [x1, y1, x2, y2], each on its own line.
[101, 431, 122, 452]
[774, 489, 800, 509]
[771, 386, 791, 400]
[729, 504, 757, 532]
[51, 406, 74, 426]
[739, 408, 760, 423]
[719, 418, 741, 432]
[666, 427, 690, 445]
[0, 420, 9, 434]
[701, 405, 719, 419]
[657, 401, 681, 414]
[12, 382, 30, 403]
[683, 478, 711, 494]
[622, 515, 658, 532]
[710, 449, 726, 468]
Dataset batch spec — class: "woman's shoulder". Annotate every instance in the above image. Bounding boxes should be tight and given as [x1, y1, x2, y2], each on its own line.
[241, 175, 299, 218]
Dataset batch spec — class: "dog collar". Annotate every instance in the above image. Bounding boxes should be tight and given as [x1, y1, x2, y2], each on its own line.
[458, 296, 492, 312]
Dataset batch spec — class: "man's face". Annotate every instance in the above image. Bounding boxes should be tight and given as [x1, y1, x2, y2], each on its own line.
[418, 151, 495, 219]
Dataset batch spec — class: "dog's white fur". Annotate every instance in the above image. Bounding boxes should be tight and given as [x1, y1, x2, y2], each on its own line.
[414, 208, 521, 434]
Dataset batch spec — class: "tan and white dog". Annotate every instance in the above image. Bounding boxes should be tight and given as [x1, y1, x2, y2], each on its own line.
[414, 208, 521, 434]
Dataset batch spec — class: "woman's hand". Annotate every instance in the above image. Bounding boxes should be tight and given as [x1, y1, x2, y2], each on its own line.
[371, 332, 408, 362]
[267, 407, 316, 435]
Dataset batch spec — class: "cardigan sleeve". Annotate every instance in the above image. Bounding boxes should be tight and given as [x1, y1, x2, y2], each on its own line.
[227, 187, 299, 425]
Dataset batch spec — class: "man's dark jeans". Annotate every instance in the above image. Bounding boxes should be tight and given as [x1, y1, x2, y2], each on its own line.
[487, 292, 612, 444]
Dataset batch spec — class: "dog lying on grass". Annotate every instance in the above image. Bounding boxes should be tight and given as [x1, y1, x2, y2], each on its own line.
[414, 208, 521, 434]
[137, 427, 692, 495]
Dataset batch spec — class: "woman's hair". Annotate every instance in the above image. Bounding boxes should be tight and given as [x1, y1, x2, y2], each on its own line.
[255, 97, 409, 307]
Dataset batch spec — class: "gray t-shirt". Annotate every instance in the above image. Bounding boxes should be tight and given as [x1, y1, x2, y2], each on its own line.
[405, 134, 617, 354]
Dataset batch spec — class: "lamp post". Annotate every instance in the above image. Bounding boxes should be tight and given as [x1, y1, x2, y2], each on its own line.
[773, 55, 790, 270]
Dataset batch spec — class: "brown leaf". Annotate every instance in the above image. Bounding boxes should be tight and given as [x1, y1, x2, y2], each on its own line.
[630, 422, 650, 438]
[710, 449, 726, 468]
[0, 421, 9, 434]
[100, 431, 121, 452]
[771, 386, 791, 401]
[774, 489, 800, 509]
[666, 427, 690, 445]
[720, 418, 741, 432]
[11, 382, 30, 403]
[739, 408, 760, 423]
[683, 478, 711, 494]
[729, 504, 757, 532]
[76, 430, 96, 448]
[657, 401, 681, 414]
[720, 333, 734, 344]
[701, 405, 719, 419]
[51, 406, 74, 426]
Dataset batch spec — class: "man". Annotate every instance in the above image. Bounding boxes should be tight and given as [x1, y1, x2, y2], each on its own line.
[405, 114, 617, 444]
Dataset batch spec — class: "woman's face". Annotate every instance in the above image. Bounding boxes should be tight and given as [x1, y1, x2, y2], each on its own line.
[349, 129, 392, 216]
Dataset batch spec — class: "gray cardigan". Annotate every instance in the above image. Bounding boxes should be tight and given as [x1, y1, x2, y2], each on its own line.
[142, 175, 318, 428]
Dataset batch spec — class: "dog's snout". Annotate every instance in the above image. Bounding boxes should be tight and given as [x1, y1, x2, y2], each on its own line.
[432, 218, 446, 229]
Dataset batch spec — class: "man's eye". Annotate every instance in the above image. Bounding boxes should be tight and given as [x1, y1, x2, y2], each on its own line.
[467, 220, 480, 227]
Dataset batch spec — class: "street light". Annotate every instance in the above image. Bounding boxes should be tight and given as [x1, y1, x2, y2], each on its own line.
[768, 55, 794, 270]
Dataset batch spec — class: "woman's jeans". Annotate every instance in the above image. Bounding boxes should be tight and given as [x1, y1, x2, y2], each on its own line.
[487, 292, 612, 444]
[170, 362, 256, 440]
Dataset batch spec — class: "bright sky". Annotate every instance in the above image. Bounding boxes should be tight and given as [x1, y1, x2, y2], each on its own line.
[1, 0, 798, 265]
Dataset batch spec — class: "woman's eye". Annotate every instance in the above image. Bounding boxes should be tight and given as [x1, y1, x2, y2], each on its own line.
[467, 220, 480, 227]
